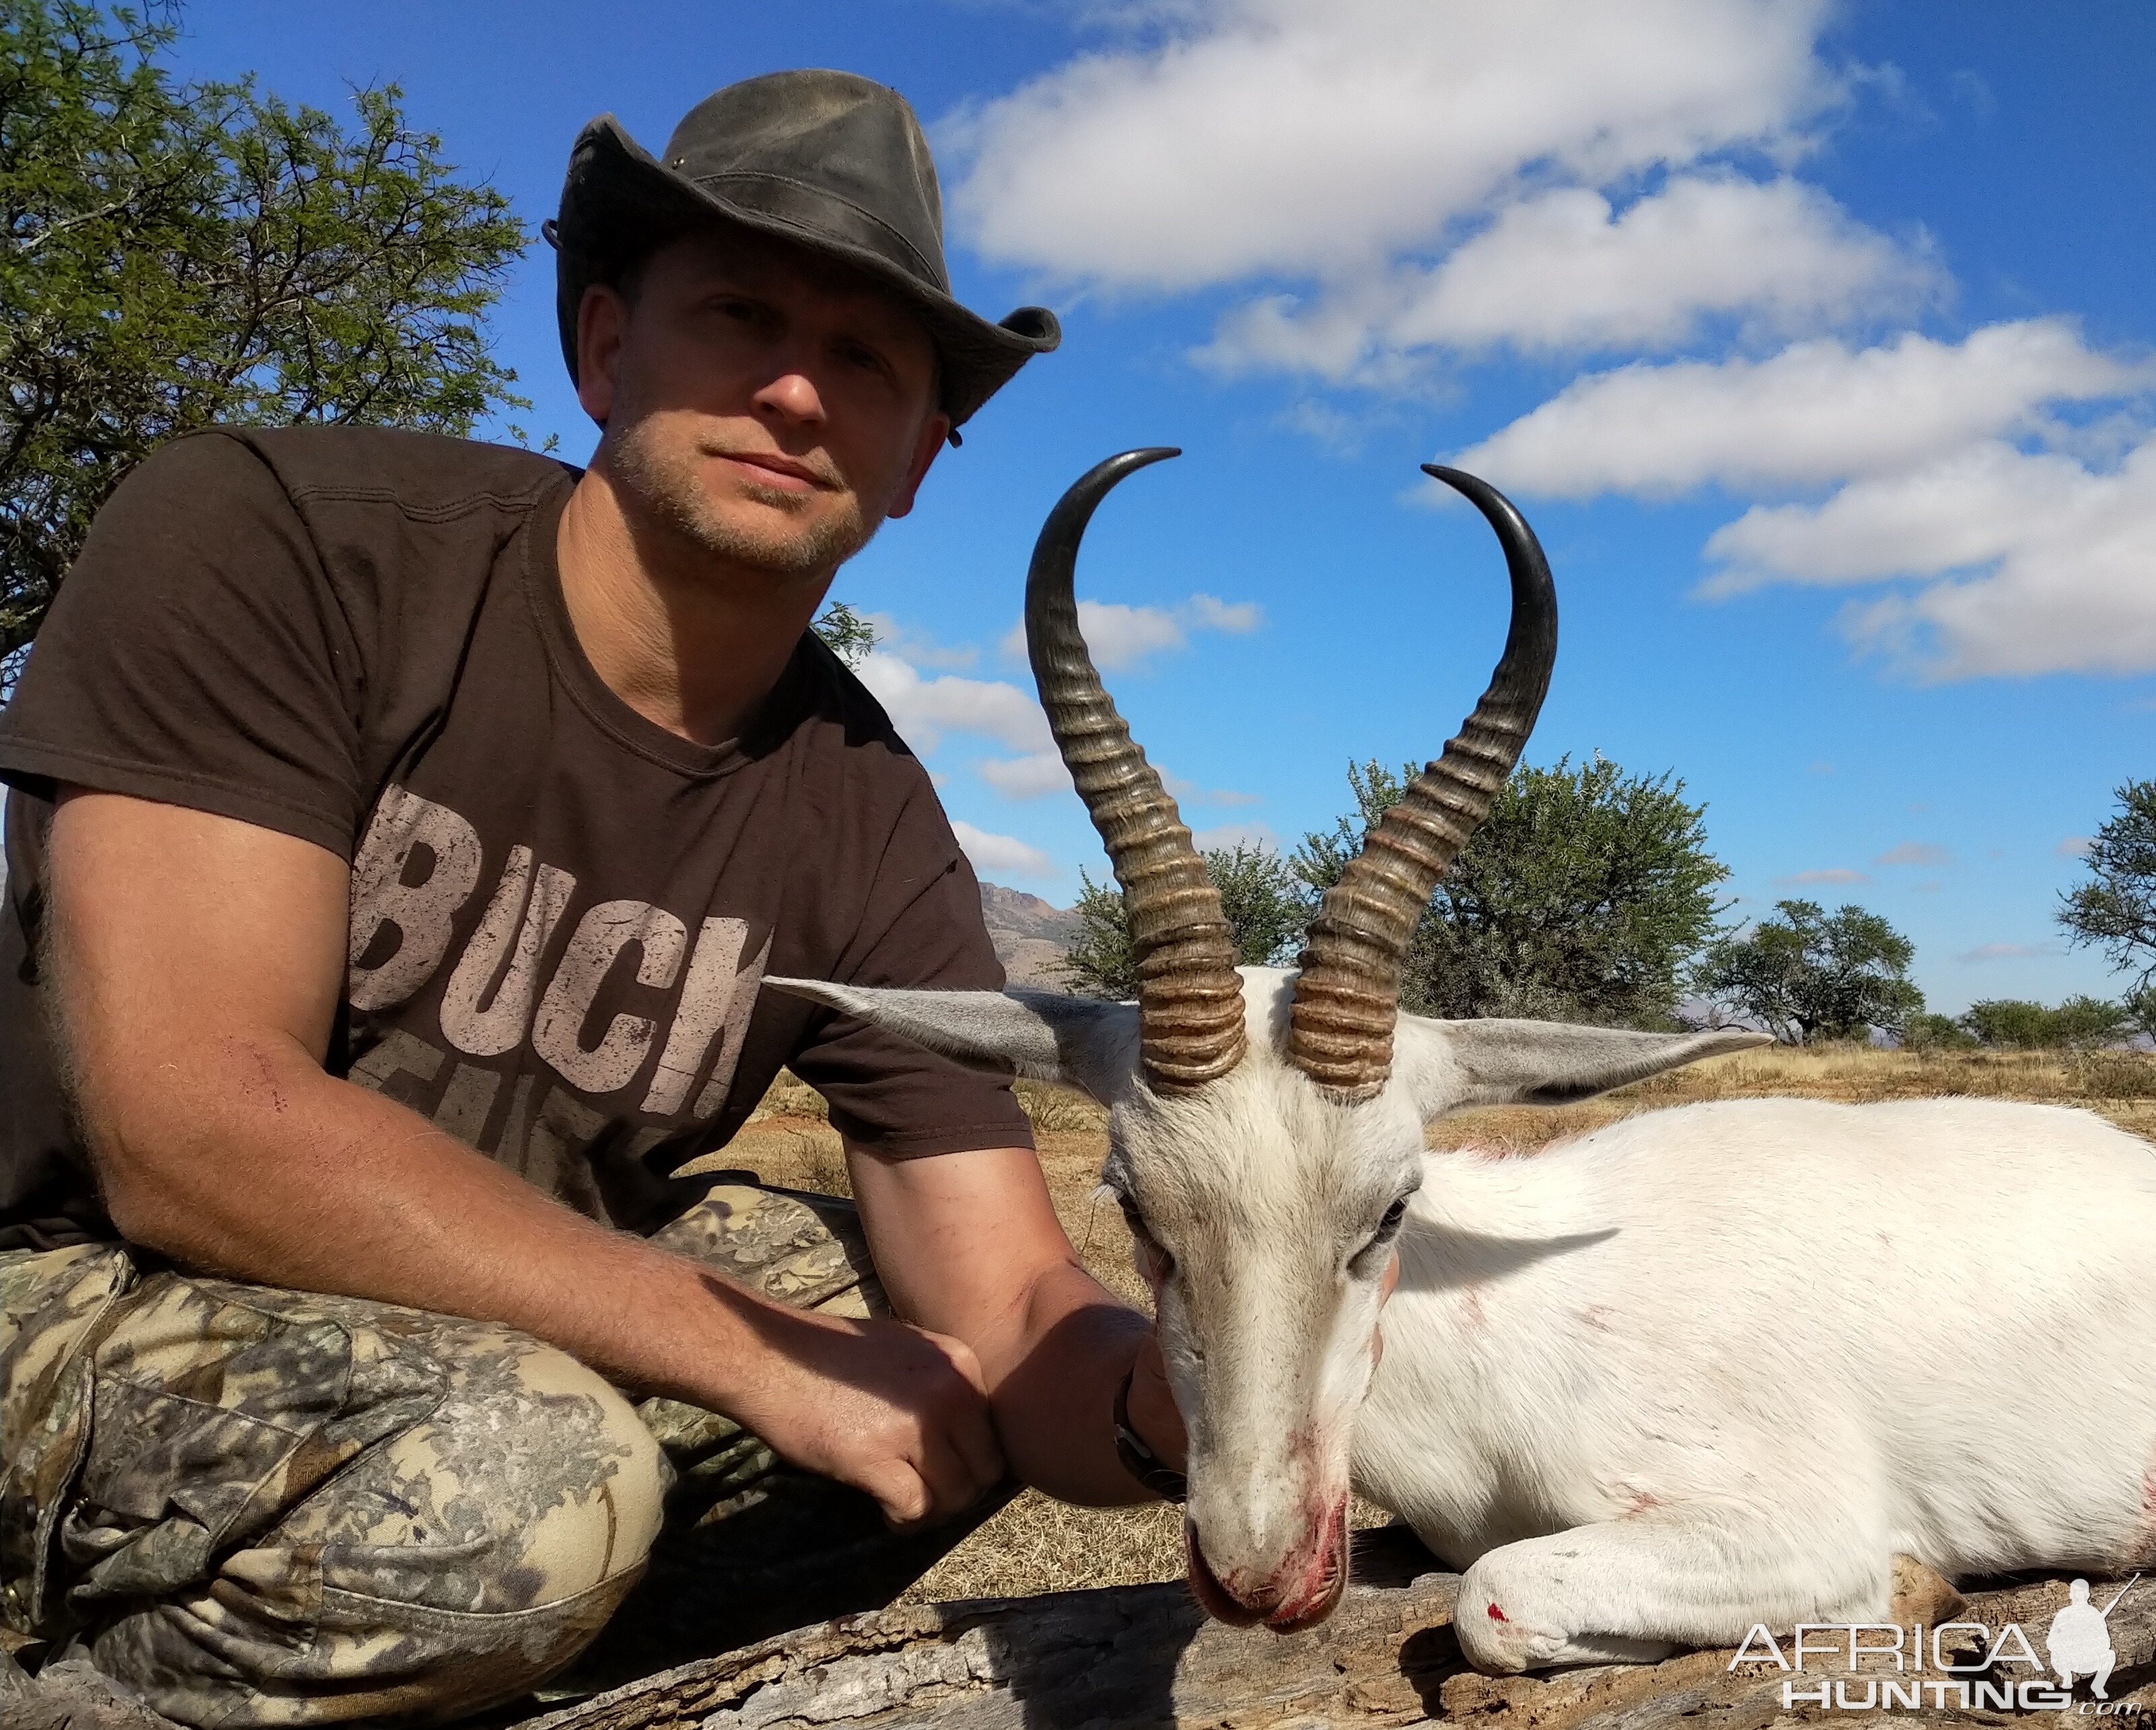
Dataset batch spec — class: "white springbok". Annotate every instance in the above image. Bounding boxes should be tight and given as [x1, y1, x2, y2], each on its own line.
[769, 450, 2156, 1673]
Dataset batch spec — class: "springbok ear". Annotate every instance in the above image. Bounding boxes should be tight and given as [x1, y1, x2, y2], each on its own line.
[1393, 1015, 1772, 1120]
[762, 978, 1141, 1105]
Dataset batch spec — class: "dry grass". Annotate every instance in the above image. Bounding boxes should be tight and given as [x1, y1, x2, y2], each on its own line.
[703, 1046, 2155, 1601]
[1428, 1041, 2156, 1155]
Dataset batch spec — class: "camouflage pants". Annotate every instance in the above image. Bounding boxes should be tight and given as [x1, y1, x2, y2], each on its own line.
[0, 1180, 1008, 1728]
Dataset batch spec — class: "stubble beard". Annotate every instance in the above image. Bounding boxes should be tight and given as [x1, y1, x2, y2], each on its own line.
[608, 421, 882, 586]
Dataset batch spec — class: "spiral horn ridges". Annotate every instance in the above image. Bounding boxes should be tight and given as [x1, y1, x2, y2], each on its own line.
[1027, 449, 1248, 1091]
[1286, 465, 1558, 1100]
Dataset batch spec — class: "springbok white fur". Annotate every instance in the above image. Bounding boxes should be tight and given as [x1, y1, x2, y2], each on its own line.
[765, 966, 2156, 1673]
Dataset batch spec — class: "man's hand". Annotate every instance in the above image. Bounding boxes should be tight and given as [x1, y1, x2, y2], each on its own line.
[845, 1140, 1169, 1506]
[731, 1305, 1005, 1528]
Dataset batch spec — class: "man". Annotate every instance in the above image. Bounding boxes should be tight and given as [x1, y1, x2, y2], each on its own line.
[0, 71, 1188, 1727]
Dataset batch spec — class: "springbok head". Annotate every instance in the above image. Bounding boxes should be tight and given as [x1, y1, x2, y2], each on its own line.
[768, 449, 1763, 1630]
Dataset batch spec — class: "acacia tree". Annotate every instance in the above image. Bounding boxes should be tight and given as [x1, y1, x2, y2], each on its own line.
[1296, 754, 1730, 1026]
[3, 0, 530, 658]
[1058, 843, 1303, 1000]
[2059, 781, 2156, 1038]
[1694, 899, 1923, 1044]
[810, 602, 876, 668]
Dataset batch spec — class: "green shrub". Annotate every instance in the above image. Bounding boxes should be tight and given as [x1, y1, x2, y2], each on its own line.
[1902, 1011, 1978, 1052]
[1960, 996, 2129, 1050]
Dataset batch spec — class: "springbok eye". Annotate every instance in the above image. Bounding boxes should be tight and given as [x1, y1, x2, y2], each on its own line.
[1117, 1196, 1175, 1278]
[1351, 1194, 1412, 1277]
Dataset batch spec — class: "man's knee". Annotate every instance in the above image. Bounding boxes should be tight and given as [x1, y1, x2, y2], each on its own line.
[56, 1303, 668, 1726]
[285, 1329, 668, 1619]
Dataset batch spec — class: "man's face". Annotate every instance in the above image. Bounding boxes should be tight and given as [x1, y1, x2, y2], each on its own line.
[576, 224, 951, 585]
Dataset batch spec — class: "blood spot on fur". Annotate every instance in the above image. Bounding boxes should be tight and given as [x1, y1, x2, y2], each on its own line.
[1625, 1489, 1663, 1517]
[1580, 1305, 1614, 1332]
[1461, 1285, 1488, 1332]
[1488, 1602, 1507, 1621]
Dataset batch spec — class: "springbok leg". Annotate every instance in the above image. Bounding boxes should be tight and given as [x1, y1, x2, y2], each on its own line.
[1450, 1505, 1890, 1674]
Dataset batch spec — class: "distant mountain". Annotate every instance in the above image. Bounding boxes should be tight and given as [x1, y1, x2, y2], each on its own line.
[978, 882, 1080, 990]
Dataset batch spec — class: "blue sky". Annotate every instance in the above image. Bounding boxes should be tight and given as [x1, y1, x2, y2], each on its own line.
[165, 1, 2155, 1014]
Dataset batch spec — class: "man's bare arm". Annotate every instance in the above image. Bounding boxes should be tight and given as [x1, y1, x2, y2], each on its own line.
[845, 1139, 1186, 1506]
[46, 788, 1002, 1527]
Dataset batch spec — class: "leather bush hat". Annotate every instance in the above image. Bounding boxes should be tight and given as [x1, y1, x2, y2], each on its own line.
[547, 69, 1060, 436]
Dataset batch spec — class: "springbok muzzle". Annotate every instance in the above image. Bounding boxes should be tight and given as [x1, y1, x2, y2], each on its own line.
[1186, 1497, 1351, 1631]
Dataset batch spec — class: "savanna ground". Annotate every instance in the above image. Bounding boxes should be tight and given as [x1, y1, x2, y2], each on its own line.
[704, 1044, 2156, 1603]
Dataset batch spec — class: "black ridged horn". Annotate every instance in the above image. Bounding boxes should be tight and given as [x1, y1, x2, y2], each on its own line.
[1026, 449, 1247, 1091]
[1286, 466, 1558, 1100]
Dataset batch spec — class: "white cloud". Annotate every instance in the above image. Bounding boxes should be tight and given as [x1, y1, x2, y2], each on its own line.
[1948, 69, 1996, 120]
[861, 605, 1267, 800]
[1193, 819, 1281, 851]
[947, 0, 1840, 291]
[1456, 321, 2143, 500]
[1202, 176, 1933, 381]
[1452, 322, 2156, 676]
[1183, 593, 1263, 633]
[952, 821, 1056, 879]
[1711, 433, 2156, 677]
[2057, 836, 2094, 857]
[855, 652, 1051, 756]
[1056, 600, 1184, 668]
[858, 612, 977, 671]
[995, 593, 1262, 670]
[943, 1, 2156, 688]
[1276, 398, 1367, 452]
[975, 754, 1263, 807]
[1163, 768, 1261, 808]
[1401, 178, 1932, 353]
[951, 1, 1888, 395]
[978, 750, 1073, 799]
[1959, 941, 2050, 962]
[1875, 841, 1953, 867]
[1776, 866, 1869, 885]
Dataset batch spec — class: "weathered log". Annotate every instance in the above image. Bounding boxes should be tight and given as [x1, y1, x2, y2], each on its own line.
[9, 1534, 2152, 1728]
[512, 1531, 2156, 1730]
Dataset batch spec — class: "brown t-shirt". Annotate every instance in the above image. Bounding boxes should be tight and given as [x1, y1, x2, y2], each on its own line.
[0, 425, 1031, 1252]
